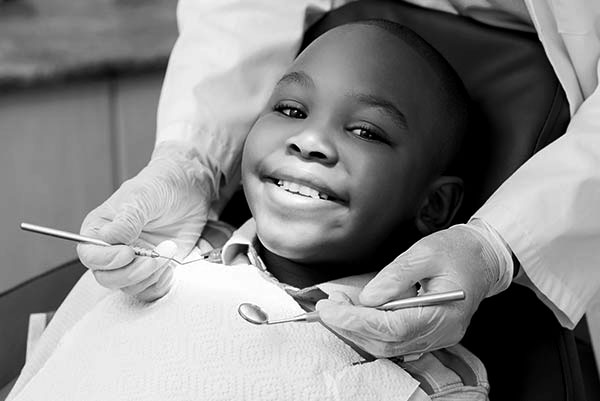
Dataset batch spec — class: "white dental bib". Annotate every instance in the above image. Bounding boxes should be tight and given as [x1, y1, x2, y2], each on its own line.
[9, 262, 420, 401]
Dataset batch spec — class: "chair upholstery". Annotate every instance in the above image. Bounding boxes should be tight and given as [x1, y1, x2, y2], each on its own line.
[298, 1, 584, 400]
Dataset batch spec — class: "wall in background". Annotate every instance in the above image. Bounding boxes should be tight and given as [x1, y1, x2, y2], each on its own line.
[0, 72, 163, 294]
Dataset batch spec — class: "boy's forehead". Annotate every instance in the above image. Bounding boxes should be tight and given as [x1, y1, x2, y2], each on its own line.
[292, 24, 434, 80]
[287, 24, 443, 136]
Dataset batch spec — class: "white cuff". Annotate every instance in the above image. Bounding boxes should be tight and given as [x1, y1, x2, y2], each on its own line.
[467, 218, 514, 297]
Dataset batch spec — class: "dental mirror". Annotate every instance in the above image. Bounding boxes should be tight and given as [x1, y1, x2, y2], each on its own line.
[238, 290, 465, 325]
[238, 303, 320, 325]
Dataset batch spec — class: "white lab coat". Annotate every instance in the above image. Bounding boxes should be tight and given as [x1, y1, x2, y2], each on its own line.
[155, 0, 600, 330]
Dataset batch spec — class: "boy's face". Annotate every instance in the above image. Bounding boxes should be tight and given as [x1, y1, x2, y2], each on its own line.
[242, 24, 445, 264]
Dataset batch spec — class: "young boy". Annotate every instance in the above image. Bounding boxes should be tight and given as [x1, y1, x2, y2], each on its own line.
[8, 21, 486, 401]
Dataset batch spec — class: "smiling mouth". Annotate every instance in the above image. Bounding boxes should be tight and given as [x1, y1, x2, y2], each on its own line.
[270, 178, 338, 201]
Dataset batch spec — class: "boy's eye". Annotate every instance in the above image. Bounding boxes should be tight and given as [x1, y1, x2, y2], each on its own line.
[351, 125, 387, 143]
[274, 102, 307, 119]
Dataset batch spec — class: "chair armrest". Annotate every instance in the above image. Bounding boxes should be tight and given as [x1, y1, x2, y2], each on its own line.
[0, 260, 85, 393]
[25, 312, 55, 362]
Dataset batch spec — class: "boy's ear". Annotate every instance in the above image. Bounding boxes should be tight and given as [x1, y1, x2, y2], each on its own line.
[415, 176, 464, 235]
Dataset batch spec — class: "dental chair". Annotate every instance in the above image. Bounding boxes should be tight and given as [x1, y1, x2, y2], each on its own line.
[0, 1, 596, 400]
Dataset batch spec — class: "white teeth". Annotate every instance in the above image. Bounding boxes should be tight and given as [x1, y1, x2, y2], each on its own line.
[288, 182, 300, 193]
[275, 179, 330, 200]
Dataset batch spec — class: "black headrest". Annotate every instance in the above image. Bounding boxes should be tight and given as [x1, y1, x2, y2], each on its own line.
[301, 0, 570, 222]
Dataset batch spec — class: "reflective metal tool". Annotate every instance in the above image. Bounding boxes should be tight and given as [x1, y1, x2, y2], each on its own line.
[20, 222, 219, 265]
[238, 290, 465, 325]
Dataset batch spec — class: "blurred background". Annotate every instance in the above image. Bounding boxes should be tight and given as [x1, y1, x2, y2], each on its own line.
[0, 0, 177, 294]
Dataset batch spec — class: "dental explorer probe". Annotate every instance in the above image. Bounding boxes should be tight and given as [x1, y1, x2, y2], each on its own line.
[20, 222, 163, 258]
[20, 222, 219, 264]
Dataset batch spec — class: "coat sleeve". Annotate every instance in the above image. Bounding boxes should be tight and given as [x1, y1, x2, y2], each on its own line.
[154, 0, 342, 199]
[473, 58, 600, 329]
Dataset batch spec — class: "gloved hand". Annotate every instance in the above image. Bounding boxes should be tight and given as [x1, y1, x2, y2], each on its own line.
[316, 219, 514, 358]
[77, 141, 217, 302]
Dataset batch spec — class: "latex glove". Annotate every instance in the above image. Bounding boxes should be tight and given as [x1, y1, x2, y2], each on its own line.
[316, 220, 513, 358]
[77, 141, 217, 302]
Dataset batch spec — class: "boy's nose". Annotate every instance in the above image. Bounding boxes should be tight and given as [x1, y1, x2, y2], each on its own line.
[285, 129, 338, 165]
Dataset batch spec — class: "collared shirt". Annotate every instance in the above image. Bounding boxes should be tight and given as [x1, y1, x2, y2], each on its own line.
[220, 219, 377, 306]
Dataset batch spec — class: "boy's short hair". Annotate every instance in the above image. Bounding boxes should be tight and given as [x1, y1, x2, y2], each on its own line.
[351, 19, 470, 175]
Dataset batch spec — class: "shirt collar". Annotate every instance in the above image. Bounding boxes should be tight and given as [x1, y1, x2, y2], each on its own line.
[221, 219, 376, 304]
[221, 219, 262, 266]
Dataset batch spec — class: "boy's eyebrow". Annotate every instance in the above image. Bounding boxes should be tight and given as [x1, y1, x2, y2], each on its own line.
[350, 93, 408, 130]
[275, 71, 315, 89]
[275, 72, 408, 130]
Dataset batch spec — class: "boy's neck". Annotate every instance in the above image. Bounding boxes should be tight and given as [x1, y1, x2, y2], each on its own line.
[256, 233, 417, 288]
[256, 242, 353, 288]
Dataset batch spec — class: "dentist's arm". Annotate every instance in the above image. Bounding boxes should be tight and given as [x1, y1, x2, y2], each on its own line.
[472, 60, 600, 329]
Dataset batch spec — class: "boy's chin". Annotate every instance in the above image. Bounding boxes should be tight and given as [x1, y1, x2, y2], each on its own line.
[258, 234, 324, 262]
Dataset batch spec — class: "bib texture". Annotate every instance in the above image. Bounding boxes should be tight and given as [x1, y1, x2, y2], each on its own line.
[9, 262, 420, 401]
